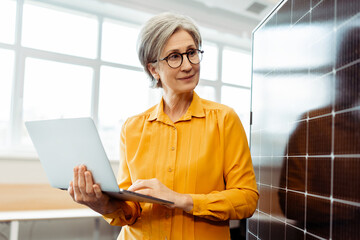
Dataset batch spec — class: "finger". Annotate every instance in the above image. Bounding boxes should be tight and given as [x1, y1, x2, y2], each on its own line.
[128, 182, 147, 191]
[93, 184, 103, 199]
[138, 178, 158, 189]
[128, 179, 150, 191]
[127, 181, 139, 191]
[68, 181, 74, 198]
[82, 165, 88, 171]
[73, 166, 81, 196]
[78, 165, 87, 194]
[85, 171, 95, 195]
[135, 179, 150, 184]
[149, 178, 159, 184]
[130, 179, 143, 186]
[73, 166, 79, 187]
[134, 188, 152, 196]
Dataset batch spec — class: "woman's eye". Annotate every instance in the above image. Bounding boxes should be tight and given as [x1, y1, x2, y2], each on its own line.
[188, 49, 196, 56]
[168, 54, 180, 60]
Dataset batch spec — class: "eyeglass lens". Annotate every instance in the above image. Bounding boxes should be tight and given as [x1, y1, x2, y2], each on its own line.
[167, 50, 203, 68]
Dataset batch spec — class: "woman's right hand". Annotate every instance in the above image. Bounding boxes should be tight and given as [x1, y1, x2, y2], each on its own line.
[68, 165, 121, 215]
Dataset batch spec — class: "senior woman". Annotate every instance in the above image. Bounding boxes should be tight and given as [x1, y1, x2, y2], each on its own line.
[68, 12, 259, 240]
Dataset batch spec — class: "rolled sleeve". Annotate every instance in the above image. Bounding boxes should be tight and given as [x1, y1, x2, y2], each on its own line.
[102, 200, 141, 226]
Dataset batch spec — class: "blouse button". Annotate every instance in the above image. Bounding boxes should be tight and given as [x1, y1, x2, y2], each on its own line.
[171, 147, 175, 151]
[168, 167, 173, 172]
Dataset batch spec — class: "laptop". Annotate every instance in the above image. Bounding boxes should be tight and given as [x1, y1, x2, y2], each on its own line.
[25, 117, 173, 205]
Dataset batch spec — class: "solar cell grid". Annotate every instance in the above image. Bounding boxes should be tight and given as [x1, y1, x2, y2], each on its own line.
[248, 0, 360, 239]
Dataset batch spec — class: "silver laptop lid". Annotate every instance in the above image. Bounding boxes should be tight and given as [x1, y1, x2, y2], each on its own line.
[25, 118, 119, 192]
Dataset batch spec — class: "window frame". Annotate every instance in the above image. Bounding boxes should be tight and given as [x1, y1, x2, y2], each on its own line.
[0, 0, 252, 160]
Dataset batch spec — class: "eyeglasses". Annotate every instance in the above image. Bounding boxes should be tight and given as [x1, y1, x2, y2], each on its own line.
[155, 49, 204, 69]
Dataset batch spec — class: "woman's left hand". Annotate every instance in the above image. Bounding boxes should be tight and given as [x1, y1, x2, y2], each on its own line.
[128, 178, 193, 211]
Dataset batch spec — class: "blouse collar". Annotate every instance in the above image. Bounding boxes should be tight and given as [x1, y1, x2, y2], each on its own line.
[148, 91, 205, 124]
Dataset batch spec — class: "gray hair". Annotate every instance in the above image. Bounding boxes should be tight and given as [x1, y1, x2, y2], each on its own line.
[137, 12, 202, 88]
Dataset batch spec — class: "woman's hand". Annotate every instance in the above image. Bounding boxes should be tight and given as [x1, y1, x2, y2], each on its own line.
[127, 178, 193, 212]
[68, 165, 121, 215]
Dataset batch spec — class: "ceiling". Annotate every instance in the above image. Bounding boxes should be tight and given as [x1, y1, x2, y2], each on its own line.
[41, 0, 281, 49]
[99, 0, 281, 48]
[193, 0, 280, 20]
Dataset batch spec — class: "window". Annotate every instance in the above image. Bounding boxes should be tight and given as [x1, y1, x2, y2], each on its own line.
[98, 66, 161, 159]
[0, 0, 16, 44]
[101, 19, 141, 67]
[222, 47, 251, 87]
[220, 47, 251, 139]
[22, 1, 98, 58]
[0, 1, 252, 159]
[221, 86, 251, 139]
[0, 49, 15, 147]
[195, 85, 216, 102]
[200, 42, 218, 81]
[22, 58, 93, 145]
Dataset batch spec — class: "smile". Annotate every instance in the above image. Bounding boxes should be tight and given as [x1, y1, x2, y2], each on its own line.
[178, 74, 195, 80]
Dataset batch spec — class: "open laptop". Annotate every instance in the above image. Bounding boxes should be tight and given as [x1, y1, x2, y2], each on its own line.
[25, 117, 173, 205]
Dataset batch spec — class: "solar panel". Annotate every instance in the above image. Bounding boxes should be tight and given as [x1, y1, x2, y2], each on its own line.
[248, 0, 360, 239]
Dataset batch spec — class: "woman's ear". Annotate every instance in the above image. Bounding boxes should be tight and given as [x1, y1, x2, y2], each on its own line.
[147, 63, 159, 80]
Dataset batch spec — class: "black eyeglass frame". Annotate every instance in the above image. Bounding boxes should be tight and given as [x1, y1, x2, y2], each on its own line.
[153, 49, 204, 69]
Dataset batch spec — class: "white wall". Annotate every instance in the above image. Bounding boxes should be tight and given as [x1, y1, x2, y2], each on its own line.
[0, 157, 119, 184]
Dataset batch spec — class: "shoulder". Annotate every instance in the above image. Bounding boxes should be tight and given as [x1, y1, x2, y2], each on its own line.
[123, 105, 157, 129]
[200, 98, 237, 119]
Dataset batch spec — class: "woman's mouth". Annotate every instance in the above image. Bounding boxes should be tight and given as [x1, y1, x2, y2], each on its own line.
[178, 74, 194, 80]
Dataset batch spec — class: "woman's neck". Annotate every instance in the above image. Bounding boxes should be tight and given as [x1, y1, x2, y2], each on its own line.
[163, 91, 193, 122]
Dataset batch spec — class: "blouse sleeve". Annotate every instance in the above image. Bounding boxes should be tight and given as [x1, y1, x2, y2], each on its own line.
[102, 119, 142, 226]
[187, 109, 259, 221]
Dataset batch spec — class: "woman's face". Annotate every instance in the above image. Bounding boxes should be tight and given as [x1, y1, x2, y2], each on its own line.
[148, 29, 200, 95]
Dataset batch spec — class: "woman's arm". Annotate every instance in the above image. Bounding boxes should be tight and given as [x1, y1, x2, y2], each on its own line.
[127, 178, 193, 211]
[188, 109, 258, 221]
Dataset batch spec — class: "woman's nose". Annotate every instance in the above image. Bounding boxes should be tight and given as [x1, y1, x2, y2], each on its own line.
[180, 55, 192, 71]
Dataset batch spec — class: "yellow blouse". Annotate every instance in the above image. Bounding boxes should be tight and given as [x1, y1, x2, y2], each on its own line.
[103, 92, 258, 240]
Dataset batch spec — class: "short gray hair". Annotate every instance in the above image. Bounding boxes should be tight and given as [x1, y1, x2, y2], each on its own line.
[137, 12, 202, 88]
